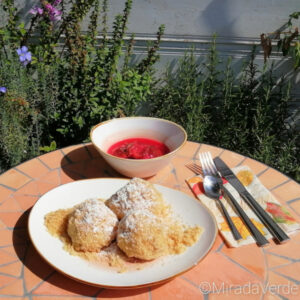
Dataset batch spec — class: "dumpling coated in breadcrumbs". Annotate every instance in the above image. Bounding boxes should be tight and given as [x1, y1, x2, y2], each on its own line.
[117, 210, 169, 260]
[67, 199, 118, 252]
[106, 177, 169, 219]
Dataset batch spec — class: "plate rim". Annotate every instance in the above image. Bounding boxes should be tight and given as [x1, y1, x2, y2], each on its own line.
[28, 177, 218, 289]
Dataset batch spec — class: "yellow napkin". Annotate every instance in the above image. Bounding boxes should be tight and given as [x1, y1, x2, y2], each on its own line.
[186, 165, 300, 247]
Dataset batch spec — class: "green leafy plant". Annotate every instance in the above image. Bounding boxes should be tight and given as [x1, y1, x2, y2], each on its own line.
[40, 141, 57, 153]
[0, 1, 298, 183]
[149, 43, 299, 181]
[48, 0, 164, 145]
[148, 47, 210, 142]
[0, 49, 60, 171]
[0, 0, 164, 170]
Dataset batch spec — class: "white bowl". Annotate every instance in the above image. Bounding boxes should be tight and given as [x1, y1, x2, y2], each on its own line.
[90, 117, 187, 178]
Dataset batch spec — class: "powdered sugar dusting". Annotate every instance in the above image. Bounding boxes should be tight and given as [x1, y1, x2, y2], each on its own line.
[118, 210, 158, 239]
[73, 198, 118, 233]
[107, 178, 158, 216]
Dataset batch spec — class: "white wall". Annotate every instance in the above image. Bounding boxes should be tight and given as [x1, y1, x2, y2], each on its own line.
[107, 0, 299, 38]
[12, 0, 300, 99]
[15, 0, 300, 37]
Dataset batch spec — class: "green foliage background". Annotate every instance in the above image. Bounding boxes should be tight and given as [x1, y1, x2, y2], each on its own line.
[149, 45, 299, 181]
[0, 0, 299, 182]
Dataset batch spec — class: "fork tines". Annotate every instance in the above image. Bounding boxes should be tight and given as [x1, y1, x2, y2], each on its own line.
[199, 152, 219, 177]
[186, 152, 218, 177]
[185, 162, 203, 176]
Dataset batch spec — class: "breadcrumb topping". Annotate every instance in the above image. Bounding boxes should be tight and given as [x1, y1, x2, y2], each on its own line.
[44, 178, 203, 272]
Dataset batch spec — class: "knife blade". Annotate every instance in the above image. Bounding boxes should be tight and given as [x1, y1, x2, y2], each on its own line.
[214, 157, 290, 243]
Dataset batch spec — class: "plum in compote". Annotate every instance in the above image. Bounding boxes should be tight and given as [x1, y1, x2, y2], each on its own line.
[107, 138, 170, 159]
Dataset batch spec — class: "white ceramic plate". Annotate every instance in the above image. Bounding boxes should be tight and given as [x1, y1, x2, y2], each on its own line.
[28, 178, 217, 288]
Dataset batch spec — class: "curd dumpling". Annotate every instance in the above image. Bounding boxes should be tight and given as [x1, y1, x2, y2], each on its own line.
[117, 210, 169, 260]
[67, 199, 118, 252]
[106, 178, 168, 219]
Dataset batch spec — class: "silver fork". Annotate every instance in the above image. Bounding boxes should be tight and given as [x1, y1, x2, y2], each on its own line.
[193, 155, 242, 241]
[200, 152, 269, 246]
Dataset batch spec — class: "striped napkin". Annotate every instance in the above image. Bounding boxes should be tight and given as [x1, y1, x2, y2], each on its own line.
[186, 165, 300, 247]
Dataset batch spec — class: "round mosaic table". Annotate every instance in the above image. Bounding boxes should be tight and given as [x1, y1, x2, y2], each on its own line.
[0, 141, 299, 299]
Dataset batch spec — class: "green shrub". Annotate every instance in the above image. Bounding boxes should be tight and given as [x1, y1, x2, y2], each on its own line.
[148, 48, 210, 142]
[0, 0, 164, 165]
[0, 51, 59, 171]
[149, 42, 299, 181]
[0, 1, 298, 182]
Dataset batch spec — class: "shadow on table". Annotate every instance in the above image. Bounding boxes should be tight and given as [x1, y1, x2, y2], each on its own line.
[60, 144, 124, 180]
[13, 209, 165, 296]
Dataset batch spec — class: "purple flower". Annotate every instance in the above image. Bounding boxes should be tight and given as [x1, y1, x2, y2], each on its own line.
[45, 3, 62, 21]
[17, 46, 32, 66]
[29, 2, 62, 22]
[29, 6, 44, 16]
[0, 87, 7, 94]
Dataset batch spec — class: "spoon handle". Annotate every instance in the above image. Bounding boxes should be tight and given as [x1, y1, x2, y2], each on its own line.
[222, 186, 269, 247]
[217, 198, 242, 241]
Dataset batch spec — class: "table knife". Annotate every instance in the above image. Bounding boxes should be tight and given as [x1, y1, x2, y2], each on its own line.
[214, 157, 290, 243]
[220, 183, 269, 246]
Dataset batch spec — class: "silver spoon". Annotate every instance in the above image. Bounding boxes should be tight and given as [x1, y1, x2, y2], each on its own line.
[203, 175, 270, 246]
[203, 175, 242, 241]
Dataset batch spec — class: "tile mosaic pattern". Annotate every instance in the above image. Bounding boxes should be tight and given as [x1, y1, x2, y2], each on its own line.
[0, 142, 299, 299]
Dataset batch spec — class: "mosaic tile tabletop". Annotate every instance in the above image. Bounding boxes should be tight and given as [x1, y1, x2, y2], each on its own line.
[0, 142, 299, 300]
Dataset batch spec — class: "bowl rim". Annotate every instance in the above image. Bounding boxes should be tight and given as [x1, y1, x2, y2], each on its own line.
[90, 116, 188, 162]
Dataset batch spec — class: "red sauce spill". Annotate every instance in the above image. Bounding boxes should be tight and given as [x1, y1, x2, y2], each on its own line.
[107, 138, 170, 159]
